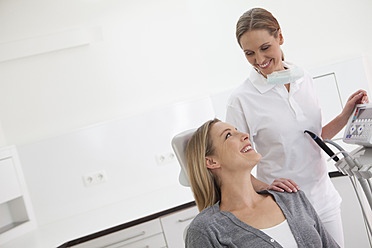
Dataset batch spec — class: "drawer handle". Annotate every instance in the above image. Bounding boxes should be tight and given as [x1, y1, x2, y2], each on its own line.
[102, 231, 146, 247]
[121, 231, 146, 242]
[178, 216, 196, 223]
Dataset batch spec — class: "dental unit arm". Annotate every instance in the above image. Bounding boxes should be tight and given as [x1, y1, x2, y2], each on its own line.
[305, 103, 372, 240]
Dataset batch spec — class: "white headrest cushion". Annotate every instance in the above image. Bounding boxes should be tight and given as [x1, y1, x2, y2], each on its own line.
[171, 128, 196, 187]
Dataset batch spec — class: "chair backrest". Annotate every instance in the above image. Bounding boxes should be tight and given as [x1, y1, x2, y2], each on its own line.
[171, 128, 196, 187]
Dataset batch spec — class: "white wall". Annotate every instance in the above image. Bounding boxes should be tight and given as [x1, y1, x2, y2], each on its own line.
[1, 0, 372, 146]
[0, 121, 7, 147]
[16, 96, 216, 226]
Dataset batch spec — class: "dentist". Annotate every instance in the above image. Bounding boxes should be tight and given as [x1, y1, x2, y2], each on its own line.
[226, 8, 368, 248]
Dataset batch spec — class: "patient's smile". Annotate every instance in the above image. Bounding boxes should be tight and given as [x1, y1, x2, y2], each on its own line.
[241, 145, 253, 153]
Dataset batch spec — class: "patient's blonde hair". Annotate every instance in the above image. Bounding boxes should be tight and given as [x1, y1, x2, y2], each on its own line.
[185, 118, 221, 212]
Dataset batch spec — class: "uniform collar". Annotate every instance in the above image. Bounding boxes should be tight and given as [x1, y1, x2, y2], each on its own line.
[249, 61, 304, 94]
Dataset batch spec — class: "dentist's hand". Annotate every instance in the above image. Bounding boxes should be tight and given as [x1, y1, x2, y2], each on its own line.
[341, 90, 369, 119]
[267, 178, 300, 193]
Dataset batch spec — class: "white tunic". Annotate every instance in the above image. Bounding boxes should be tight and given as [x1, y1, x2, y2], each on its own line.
[226, 62, 342, 217]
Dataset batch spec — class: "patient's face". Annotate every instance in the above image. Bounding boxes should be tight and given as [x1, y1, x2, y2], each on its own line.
[209, 122, 261, 171]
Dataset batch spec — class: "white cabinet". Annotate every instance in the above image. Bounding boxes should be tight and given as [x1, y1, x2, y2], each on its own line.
[64, 204, 199, 248]
[72, 219, 167, 248]
[120, 233, 166, 248]
[161, 206, 198, 247]
[0, 146, 36, 246]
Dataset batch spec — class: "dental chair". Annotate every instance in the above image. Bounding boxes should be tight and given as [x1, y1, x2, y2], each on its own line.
[171, 128, 197, 242]
[171, 128, 196, 187]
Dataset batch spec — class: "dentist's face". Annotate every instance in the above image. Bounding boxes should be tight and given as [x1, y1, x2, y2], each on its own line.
[239, 29, 284, 77]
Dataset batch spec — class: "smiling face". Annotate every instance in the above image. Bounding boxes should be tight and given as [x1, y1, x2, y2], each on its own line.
[239, 29, 284, 77]
[206, 122, 261, 173]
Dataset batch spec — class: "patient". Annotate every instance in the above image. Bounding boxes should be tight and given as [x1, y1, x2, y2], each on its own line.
[185, 118, 339, 247]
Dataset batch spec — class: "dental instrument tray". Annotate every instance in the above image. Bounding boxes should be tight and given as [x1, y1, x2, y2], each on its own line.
[343, 103, 372, 146]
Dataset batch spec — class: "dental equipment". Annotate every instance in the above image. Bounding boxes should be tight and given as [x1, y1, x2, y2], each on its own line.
[304, 130, 340, 162]
[305, 103, 372, 241]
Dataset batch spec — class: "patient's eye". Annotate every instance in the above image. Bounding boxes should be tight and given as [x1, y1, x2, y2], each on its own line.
[225, 132, 231, 139]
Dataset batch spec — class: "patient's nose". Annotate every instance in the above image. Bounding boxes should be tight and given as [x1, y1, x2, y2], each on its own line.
[241, 132, 249, 141]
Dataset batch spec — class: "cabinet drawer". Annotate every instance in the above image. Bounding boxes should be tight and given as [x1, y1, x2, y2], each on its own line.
[160, 206, 199, 247]
[117, 233, 166, 248]
[0, 158, 22, 204]
[72, 219, 164, 248]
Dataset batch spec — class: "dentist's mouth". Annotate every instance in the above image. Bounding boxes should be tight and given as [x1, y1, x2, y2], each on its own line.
[241, 145, 253, 153]
[258, 59, 271, 69]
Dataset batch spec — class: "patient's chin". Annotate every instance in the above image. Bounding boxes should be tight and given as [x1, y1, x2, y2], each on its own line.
[252, 153, 262, 167]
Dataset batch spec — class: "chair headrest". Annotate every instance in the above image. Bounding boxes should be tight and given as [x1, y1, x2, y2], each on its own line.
[171, 128, 196, 187]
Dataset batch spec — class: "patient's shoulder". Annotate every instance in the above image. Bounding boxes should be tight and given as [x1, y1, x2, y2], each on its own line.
[266, 190, 313, 213]
[190, 204, 218, 226]
[189, 202, 231, 231]
[260, 189, 309, 206]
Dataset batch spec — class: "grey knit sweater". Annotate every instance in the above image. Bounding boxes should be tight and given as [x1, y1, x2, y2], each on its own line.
[186, 190, 339, 247]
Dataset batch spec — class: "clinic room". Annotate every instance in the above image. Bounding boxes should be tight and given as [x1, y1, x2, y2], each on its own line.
[1, 0, 372, 247]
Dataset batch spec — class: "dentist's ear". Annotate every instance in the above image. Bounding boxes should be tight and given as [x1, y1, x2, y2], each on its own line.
[205, 157, 221, 170]
[278, 29, 284, 45]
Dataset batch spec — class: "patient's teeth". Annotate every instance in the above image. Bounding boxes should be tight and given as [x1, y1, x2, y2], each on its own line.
[242, 146, 252, 153]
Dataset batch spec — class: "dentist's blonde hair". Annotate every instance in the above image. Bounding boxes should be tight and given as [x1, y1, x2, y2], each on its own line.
[236, 8, 284, 61]
[185, 118, 221, 212]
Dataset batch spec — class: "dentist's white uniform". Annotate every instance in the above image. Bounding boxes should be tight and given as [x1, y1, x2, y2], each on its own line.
[226, 62, 344, 247]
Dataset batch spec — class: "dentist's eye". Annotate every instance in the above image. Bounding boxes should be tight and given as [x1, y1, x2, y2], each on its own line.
[245, 51, 253, 56]
[225, 133, 232, 139]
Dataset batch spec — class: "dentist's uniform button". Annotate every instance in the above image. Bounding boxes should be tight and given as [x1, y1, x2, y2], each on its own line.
[270, 238, 275, 242]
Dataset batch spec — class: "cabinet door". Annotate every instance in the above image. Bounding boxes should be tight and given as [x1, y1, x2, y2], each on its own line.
[73, 219, 164, 248]
[160, 206, 198, 247]
[0, 158, 22, 204]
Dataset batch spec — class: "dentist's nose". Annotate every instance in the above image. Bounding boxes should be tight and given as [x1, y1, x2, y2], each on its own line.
[255, 52, 265, 65]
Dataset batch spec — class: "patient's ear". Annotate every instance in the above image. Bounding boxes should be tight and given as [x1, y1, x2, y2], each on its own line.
[205, 156, 221, 170]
